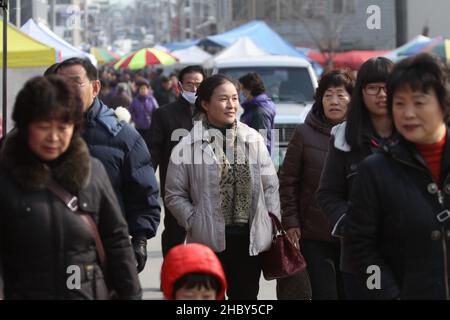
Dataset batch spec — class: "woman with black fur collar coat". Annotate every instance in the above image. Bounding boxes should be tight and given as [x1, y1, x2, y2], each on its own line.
[0, 76, 141, 300]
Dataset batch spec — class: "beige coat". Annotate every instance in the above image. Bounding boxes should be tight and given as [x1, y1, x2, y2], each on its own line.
[165, 121, 280, 256]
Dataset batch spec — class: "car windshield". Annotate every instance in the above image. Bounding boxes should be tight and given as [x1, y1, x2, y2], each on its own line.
[219, 67, 315, 103]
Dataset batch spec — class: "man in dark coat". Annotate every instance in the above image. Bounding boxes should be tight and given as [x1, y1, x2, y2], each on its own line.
[154, 76, 177, 107]
[148, 65, 205, 257]
[56, 58, 161, 273]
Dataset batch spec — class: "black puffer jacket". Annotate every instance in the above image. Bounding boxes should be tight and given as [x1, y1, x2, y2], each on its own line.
[0, 134, 142, 300]
[316, 122, 379, 273]
[346, 133, 450, 300]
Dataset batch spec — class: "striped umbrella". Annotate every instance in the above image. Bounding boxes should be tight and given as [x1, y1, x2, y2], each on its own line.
[421, 38, 450, 62]
[114, 48, 178, 70]
[397, 37, 442, 57]
[90, 47, 121, 65]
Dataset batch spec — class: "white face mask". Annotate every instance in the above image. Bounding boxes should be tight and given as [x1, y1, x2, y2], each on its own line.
[179, 82, 197, 105]
[182, 90, 197, 105]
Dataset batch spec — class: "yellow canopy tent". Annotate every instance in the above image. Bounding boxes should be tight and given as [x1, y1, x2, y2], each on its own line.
[0, 18, 56, 68]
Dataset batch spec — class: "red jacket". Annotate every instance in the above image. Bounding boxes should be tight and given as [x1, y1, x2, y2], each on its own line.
[160, 243, 227, 300]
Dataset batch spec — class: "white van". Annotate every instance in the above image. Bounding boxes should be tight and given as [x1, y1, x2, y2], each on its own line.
[212, 55, 318, 166]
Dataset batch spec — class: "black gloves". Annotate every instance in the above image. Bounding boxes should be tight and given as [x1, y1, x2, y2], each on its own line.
[132, 236, 148, 273]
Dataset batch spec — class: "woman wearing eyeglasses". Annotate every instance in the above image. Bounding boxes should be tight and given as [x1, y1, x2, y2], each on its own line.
[346, 53, 450, 299]
[317, 57, 395, 299]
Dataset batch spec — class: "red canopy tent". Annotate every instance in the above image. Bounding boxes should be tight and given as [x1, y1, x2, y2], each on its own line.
[308, 50, 390, 70]
[333, 50, 390, 70]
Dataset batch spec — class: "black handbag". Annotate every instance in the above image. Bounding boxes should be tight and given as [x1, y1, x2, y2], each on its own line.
[260, 212, 307, 280]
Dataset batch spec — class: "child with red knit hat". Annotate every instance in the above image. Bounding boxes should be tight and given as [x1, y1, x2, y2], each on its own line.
[160, 243, 227, 300]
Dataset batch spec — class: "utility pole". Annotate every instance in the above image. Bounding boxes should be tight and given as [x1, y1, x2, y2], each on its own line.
[1, 0, 8, 136]
[50, 0, 56, 30]
[15, 0, 20, 27]
[167, 0, 172, 42]
[251, 0, 256, 19]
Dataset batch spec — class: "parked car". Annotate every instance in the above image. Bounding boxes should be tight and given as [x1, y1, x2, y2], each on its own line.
[212, 55, 318, 167]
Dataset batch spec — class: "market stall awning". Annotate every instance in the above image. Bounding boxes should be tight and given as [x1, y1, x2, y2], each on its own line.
[0, 19, 56, 68]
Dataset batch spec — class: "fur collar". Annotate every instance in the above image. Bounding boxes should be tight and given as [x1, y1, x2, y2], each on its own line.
[0, 132, 91, 194]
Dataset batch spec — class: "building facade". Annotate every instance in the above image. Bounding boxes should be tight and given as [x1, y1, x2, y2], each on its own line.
[216, 0, 397, 51]
[9, 0, 49, 27]
[403, 0, 450, 41]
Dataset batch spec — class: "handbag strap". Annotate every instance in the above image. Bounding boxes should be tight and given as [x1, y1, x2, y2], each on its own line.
[46, 179, 107, 271]
[268, 212, 284, 236]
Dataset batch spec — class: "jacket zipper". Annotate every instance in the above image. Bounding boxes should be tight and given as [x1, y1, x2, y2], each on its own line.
[437, 190, 450, 300]
[394, 156, 450, 299]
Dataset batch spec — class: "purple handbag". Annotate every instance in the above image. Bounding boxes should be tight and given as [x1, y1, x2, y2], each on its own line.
[261, 213, 307, 280]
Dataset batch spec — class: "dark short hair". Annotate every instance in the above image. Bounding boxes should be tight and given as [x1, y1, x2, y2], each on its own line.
[55, 57, 99, 81]
[136, 79, 150, 88]
[12, 75, 84, 136]
[172, 272, 222, 299]
[178, 65, 205, 84]
[387, 53, 450, 121]
[314, 69, 354, 106]
[195, 74, 237, 112]
[160, 76, 170, 84]
[345, 57, 394, 148]
[44, 63, 60, 76]
[238, 72, 266, 97]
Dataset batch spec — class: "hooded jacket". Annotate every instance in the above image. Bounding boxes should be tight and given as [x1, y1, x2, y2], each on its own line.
[317, 121, 396, 273]
[240, 94, 276, 154]
[160, 243, 227, 300]
[279, 104, 337, 241]
[0, 133, 141, 300]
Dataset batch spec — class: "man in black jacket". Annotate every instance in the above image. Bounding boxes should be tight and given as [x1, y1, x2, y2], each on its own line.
[154, 76, 177, 106]
[56, 58, 161, 273]
[149, 65, 205, 256]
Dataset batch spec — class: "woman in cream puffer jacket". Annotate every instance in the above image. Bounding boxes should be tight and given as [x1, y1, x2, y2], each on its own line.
[165, 74, 280, 300]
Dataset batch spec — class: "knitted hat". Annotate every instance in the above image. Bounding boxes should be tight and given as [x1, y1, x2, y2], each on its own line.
[160, 243, 227, 300]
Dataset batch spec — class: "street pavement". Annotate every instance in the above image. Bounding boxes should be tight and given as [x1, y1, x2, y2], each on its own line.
[138, 200, 277, 300]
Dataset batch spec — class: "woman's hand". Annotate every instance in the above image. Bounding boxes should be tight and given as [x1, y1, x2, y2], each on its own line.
[287, 227, 301, 248]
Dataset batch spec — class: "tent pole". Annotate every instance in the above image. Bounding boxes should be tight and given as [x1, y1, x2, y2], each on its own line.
[1, 0, 7, 137]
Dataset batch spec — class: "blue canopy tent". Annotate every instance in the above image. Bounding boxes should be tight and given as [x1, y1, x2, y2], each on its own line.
[198, 20, 301, 57]
[161, 39, 200, 51]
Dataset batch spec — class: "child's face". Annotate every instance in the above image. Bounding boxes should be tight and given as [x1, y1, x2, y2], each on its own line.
[175, 286, 217, 300]
[139, 85, 150, 96]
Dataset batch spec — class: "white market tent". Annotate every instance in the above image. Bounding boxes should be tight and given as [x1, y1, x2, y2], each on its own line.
[20, 19, 97, 66]
[203, 36, 268, 69]
[171, 46, 212, 67]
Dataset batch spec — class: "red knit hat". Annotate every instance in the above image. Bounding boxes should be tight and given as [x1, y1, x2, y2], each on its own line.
[160, 243, 227, 300]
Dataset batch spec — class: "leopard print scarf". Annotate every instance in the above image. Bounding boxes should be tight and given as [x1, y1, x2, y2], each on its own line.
[205, 119, 252, 226]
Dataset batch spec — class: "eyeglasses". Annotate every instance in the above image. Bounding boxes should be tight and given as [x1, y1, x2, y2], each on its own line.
[68, 77, 91, 88]
[364, 84, 387, 95]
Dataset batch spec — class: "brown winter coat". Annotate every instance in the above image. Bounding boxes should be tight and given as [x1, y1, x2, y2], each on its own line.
[279, 105, 337, 242]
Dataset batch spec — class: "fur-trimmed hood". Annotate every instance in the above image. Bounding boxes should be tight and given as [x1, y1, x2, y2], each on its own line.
[0, 132, 91, 194]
